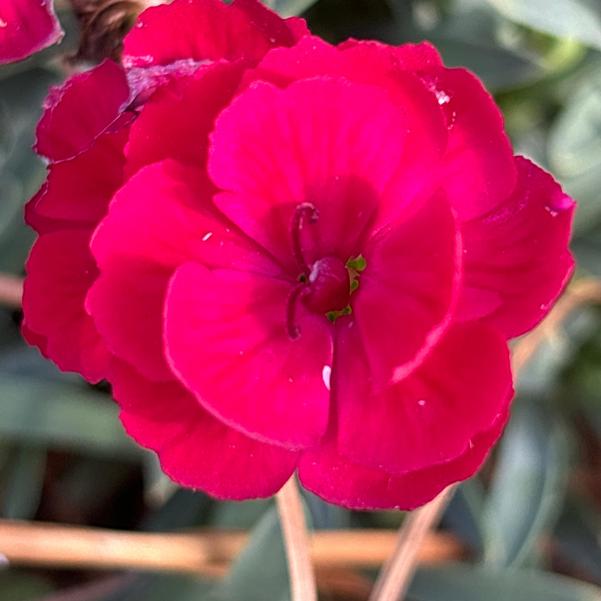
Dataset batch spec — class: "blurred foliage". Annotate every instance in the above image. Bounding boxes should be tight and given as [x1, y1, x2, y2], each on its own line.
[1, 0, 601, 599]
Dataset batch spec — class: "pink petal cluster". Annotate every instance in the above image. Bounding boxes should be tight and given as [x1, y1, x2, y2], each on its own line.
[23, 0, 575, 509]
[0, 0, 63, 64]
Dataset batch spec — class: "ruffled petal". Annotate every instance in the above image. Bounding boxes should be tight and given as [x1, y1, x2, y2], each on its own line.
[337, 38, 443, 70]
[165, 262, 333, 450]
[111, 360, 298, 499]
[0, 0, 63, 64]
[250, 37, 443, 90]
[209, 76, 443, 271]
[335, 323, 512, 474]
[247, 38, 446, 216]
[22, 230, 110, 383]
[86, 259, 172, 381]
[125, 61, 243, 176]
[459, 156, 575, 338]
[35, 60, 130, 162]
[26, 127, 129, 234]
[91, 160, 281, 276]
[123, 0, 306, 68]
[353, 193, 461, 384]
[298, 411, 508, 510]
[88, 160, 282, 382]
[420, 67, 516, 221]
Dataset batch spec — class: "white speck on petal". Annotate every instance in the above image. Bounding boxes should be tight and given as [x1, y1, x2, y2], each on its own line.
[417, 399, 426, 407]
[435, 90, 450, 105]
[322, 365, 331, 391]
[201, 232, 213, 242]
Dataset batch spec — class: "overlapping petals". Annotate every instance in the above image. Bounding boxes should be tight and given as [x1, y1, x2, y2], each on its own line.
[35, 60, 130, 162]
[299, 411, 508, 510]
[112, 361, 298, 498]
[22, 0, 575, 508]
[123, 0, 307, 67]
[22, 231, 110, 382]
[209, 75, 443, 269]
[165, 263, 333, 449]
[334, 323, 512, 476]
[459, 157, 575, 337]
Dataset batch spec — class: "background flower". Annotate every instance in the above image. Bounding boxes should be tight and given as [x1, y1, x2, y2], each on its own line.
[0, 0, 63, 64]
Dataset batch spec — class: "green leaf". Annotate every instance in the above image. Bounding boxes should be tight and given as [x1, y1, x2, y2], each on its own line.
[554, 497, 601, 584]
[0, 375, 140, 459]
[211, 507, 290, 601]
[0, 67, 60, 274]
[443, 479, 485, 555]
[548, 63, 601, 234]
[482, 403, 569, 566]
[548, 68, 601, 179]
[437, 37, 541, 91]
[209, 499, 272, 529]
[102, 574, 213, 601]
[409, 564, 601, 601]
[0, 572, 54, 600]
[303, 490, 351, 530]
[263, 0, 319, 17]
[1, 445, 46, 520]
[486, 0, 601, 50]
[141, 488, 212, 532]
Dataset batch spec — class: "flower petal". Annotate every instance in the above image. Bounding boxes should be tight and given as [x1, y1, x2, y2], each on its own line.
[459, 156, 575, 338]
[35, 60, 130, 162]
[299, 411, 507, 510]
[420, 67, 517, 221]
[0, 0, 63, 64]
[165, 262, 333, 450]
[86, 259, 172, 381]
[353, 193, 461, 384]
[87, 161, 282, 382]
[91, 160, 281, 276]
[111, 360, 298, 499]
[335, 323, 512, 475]
[26, 127, 129, 234]
[209, 76, 442, 271]
[337, 38, 443, 70]
[247, 38, 446, 215]
[123, 0, 306, 68]
[22, 230, 110, 382]
[125, 62, 243, 176]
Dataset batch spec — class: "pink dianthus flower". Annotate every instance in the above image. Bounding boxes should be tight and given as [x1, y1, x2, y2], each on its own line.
[23, 0, 575, 509]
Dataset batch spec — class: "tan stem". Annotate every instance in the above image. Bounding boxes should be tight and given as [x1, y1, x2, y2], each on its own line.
[368, 487, 454, 601]
[275, 478, 318, 601]
[0, 520, 462, 574]
[511, 278, 601, 374]
[369, 277, 601, 601]
[0, 274, 22, 308]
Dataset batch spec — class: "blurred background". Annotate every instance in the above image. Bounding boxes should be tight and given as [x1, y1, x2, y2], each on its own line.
[1, 0, 601, 599]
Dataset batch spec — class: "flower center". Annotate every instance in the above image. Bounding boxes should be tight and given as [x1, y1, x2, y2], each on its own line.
[304, 257, 351, 314]
[286, 203, 366, 339]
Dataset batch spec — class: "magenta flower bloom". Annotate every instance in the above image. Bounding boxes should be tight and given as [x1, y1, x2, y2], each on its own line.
[0, 0, 63, 64]
[23, 0, 575, 509]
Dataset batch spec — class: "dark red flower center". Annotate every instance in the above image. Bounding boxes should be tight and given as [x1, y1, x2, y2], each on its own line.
[287, 203, 365, 339]
[304, 256, 351, 314]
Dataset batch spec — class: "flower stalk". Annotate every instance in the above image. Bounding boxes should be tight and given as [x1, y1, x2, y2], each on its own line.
[368, 487, 455, 601]
[276, 477, 318, 601]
